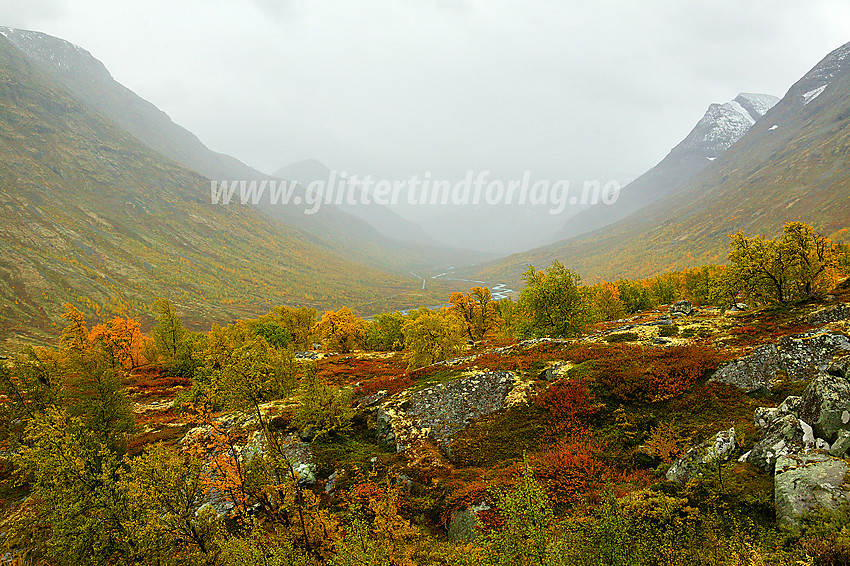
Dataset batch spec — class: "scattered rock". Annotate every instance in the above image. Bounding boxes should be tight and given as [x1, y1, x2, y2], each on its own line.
[774, 453, 850, 528]
[653, 337, 671, 345]
[538, 362, 568, 381]
[807, 303, 850, 325]
[726, 303, 749, 314]
[396, 474, 413, 493]
[299, 427, 317, 442]
[294, 351, 326, 361]
[324, 471, 338, 493]
[294, 461, 317, 486]
[710, 330, 850, 392]
[670, 300, 694, 316]
[358, 389, 388, 408]
[798, 371, 850, 443]
[666, 428, 737, 484]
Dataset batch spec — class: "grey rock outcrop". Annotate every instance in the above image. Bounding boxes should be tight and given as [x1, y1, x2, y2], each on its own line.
[377, 371, 518, 457]
[827, 357, 850, 379]
[666, 428, 737, 483]
[774, 453, 850, 528]
[829, 430, 850, 457]
[743, 355, 850, 527]
[710, 330, 850, 392]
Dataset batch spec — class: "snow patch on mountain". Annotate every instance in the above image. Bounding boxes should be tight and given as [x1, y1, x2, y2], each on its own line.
[803, 84, 827, 105]
[794, 41, 850, 101]
[736, 93, 780, 117]
[728, 100, 756, 125]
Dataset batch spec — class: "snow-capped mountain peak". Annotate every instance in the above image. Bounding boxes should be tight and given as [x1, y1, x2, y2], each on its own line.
[676, 92, 778, 157]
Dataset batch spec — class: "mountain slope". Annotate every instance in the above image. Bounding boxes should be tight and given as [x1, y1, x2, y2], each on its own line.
[0, 34, 450, 352]
[0, 27, 485, 274]
[474, 42, 850, 285]
[555, 92, 778, 241]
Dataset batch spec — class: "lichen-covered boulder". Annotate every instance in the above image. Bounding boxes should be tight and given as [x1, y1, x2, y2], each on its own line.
[666, 428, 736, 484]
[745, 415, 814, 473]
[754, 396, 803, 429]
[710, 331, 850, 392]
[778, 332, 850, 381]
[710, 343, 782, 392]
[798, 371, 850, 443]
[827, 357, 850, 379]
[774, 453, 850, 528]
[377, 371, 518, 457]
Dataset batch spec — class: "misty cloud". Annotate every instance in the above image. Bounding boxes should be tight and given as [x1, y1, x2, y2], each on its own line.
[4, 0, 849, 186]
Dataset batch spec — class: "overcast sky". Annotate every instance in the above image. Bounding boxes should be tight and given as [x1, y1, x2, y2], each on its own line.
[5, 0, 850, 185]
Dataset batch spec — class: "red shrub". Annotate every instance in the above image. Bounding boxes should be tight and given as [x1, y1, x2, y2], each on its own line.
[533, 429, 612, 510]
[534, 376, 600, 435]
[567, 344, 723, 403]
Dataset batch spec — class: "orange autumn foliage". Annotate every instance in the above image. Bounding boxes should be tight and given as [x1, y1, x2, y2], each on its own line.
[89, 316, 151, 369]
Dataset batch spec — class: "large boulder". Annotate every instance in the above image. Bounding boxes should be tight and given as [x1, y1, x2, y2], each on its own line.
[447, 503, 490, 541]
[666, 428, 737, 484]
[670, 300, 694, 316]
[377, 370, 518, 457]
[774, 453, 850, 528]
[745, 414, 814, 473]
[798, 371, 850, 443]
[754, 396, 802, 429]
[829, 430, 850, 457]
[827, 357, 850, 379]
[778, 332, 850, 382]
[710, 331, 850, 392]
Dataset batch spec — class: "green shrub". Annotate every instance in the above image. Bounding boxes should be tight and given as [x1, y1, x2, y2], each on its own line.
[658, 325, 679, 338]
[293, 371, 355, 439]
[606, 332, 639, 343]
